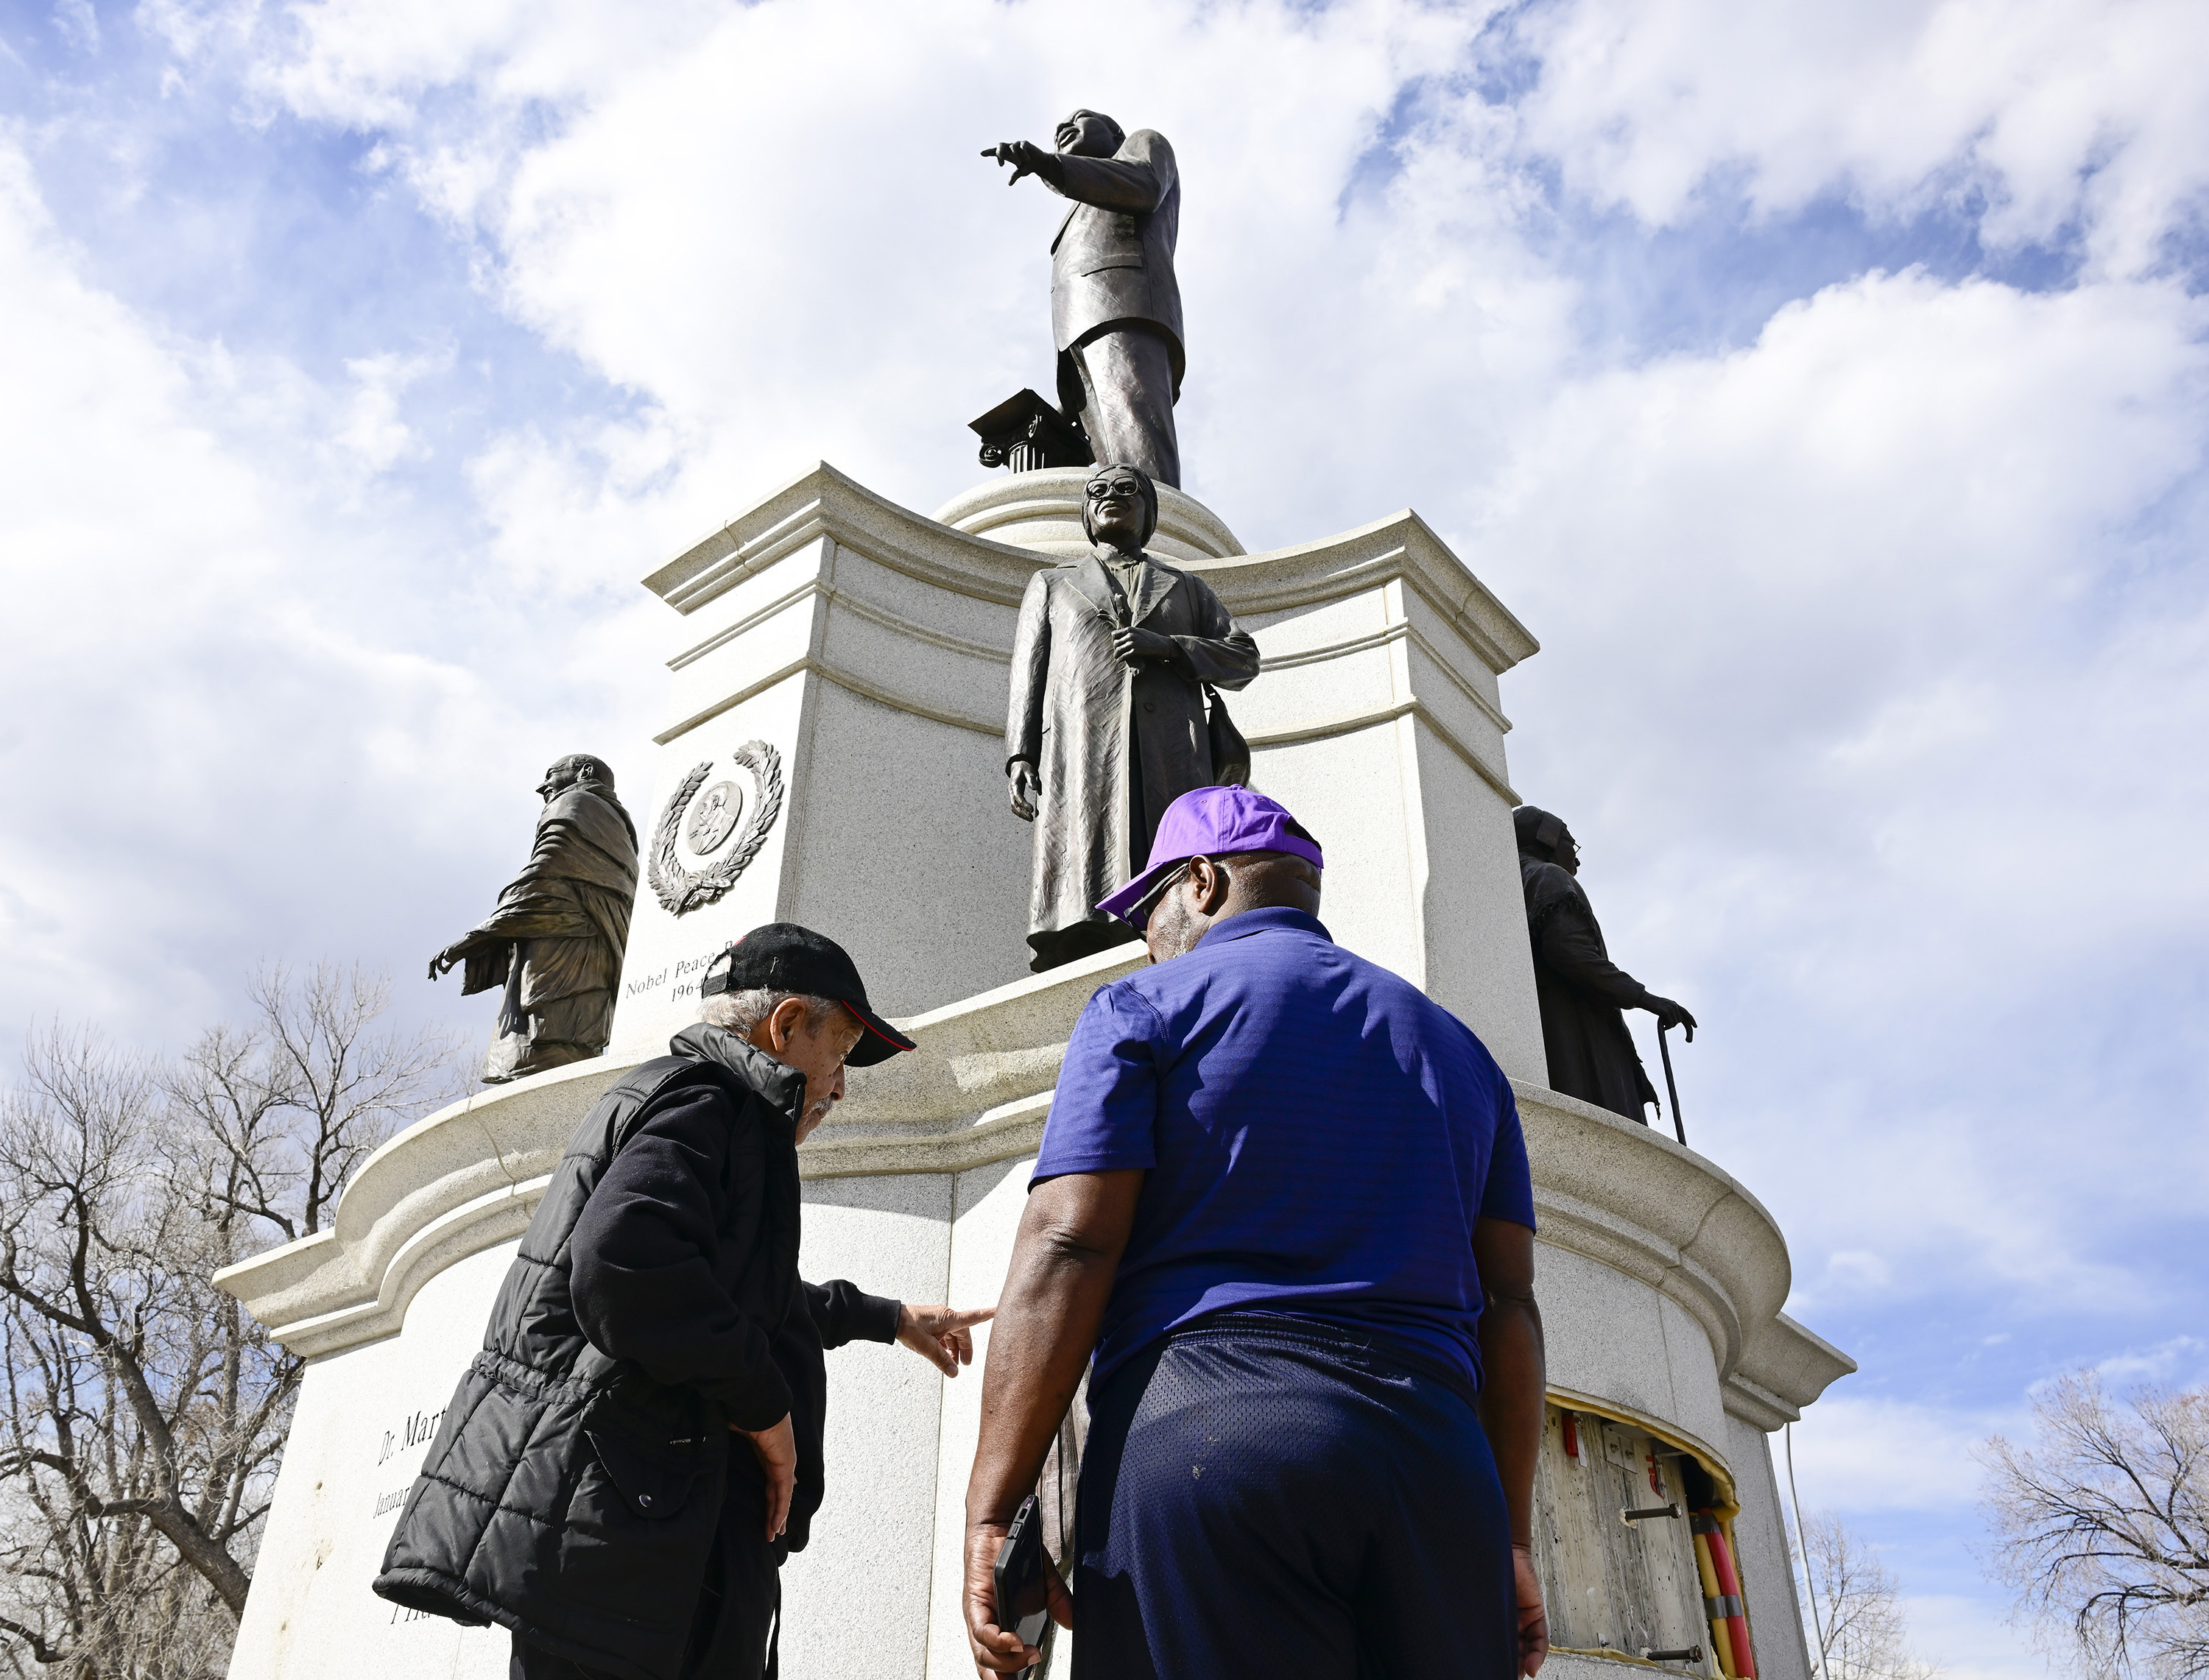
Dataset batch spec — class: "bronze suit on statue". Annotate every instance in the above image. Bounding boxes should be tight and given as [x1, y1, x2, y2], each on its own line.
[984, 110, 1186, 487]
[1049, 125, 1183, 486]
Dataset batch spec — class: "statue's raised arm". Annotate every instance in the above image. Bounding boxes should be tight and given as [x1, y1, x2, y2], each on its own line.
[981, 110, 1185, 487]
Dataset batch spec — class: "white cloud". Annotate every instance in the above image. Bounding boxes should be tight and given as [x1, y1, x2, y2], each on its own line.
[7, 0, 2208, 1644]
[52, 0, 100, 55]
[2081, 1335, 2209, 1388]
[1786, 1396, 2008, 1512]
[234, 0, 1549, 539]
[241, 0, 722, 133]
[175, 0, 2209, 1317]
[1511, 0, 2209, 278]
[1817, 1250, 1896, 1297]
[1479, 267, 2209, 1307]
[331, 347, 445, 479]
[1899, 1592, 2060, 1680]
[0, 134, 654, 1051]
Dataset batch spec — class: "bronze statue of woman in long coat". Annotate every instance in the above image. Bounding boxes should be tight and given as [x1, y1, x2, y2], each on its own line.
[1005, 465, 1258, 971]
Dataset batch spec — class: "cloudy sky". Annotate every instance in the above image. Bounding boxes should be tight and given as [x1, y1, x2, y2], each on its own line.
[4, 0, 2205, 1670]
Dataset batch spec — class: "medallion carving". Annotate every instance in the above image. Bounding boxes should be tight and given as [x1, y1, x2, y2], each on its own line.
[649, 742, 784, 915]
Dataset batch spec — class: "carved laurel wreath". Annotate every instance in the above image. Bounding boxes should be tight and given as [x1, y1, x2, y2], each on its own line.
[648, 741, 785, 916]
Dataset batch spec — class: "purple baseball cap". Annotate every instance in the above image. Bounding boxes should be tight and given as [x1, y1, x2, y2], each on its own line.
[1098, 786, 1325, 928]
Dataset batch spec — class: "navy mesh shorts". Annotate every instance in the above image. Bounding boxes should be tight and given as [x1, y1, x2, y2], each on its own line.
[1073, 1312, 1518, 1680]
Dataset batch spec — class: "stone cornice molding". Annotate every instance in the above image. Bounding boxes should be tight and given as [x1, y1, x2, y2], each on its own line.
[210, 1056, 629, 1363]
[210, 945, 1147, 1362]
[655, 646, 1518, 799]
[1262, 615, 1516, 736]
[640, 470, 1530, 789]
[214, 945, 1851, 1434]
[643, 463, 1538, 682]
[647, 462, 1048, 615]
[932, 468, 1247, 564]
[1196, 517, 1540, 675]
[1513, 1083, 1856, 1427]
[1248, 696, 1518, 800]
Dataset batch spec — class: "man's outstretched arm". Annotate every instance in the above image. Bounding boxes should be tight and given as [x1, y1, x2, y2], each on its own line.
[980, 132, 1173, 213]
[1476, 1215, 1549, 1677]
[1048, 147, 1167, 213]
[962, 1168, 1144, 1675]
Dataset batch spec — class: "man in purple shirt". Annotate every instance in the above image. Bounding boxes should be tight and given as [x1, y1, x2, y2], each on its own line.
[962, 788, 1550, 1679]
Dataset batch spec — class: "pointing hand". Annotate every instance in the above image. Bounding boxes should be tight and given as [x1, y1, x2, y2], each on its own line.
[981, 141, 1053, 186]
[896, 1303, 996, 1377]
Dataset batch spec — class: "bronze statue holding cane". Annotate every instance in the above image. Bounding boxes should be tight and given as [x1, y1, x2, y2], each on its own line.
[1515, 805, 1697, 1128]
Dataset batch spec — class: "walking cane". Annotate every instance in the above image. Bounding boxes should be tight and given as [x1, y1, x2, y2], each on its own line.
[1658, 1021, 1690, 1148]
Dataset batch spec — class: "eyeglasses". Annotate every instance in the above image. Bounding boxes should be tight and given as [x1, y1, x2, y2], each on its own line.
[1128, 858, 1193, 921]
[1125, 855, 1228, 930]
[1087, 479, 1144, 501]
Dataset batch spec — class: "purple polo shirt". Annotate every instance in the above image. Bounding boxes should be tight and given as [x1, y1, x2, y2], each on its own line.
[1033, 907, 1536, 1389]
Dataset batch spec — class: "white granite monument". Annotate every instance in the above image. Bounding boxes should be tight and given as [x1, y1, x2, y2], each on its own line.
[216, 462, 1853, 1680]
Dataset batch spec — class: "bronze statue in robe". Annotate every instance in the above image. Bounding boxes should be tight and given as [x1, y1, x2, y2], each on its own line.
[1515, 806, 1696, 1124]
[430, 755, 639, 1084]
[1006, 465, 1258, 972]
[983, 110, 1184, 487]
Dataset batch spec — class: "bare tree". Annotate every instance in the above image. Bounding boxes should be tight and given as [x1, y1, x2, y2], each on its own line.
[0, 1029, 229, 1680]
[172, 964, 459, 1243]
[1982, 1371, 2209, 1680]
[1795, 1508, 1940, 1680]
[0, 967, 462, 1679]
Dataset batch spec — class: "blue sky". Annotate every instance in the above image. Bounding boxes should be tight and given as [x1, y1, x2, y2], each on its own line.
[4, 2, 2206, 1674]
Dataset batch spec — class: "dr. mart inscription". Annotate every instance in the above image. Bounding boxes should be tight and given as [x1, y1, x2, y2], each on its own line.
[373, 1402, 448, 1525]
[376, 1404, 447, 1468]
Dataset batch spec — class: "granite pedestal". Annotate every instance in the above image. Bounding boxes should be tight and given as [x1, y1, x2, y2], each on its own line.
[216, 466, 1852, 1680]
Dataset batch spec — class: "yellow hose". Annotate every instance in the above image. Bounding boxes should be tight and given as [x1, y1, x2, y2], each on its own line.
[1692, 1527, 1738, 1677]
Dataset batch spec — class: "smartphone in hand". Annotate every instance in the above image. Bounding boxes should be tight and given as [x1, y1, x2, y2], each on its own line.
[993, 1494, 1053, 1660]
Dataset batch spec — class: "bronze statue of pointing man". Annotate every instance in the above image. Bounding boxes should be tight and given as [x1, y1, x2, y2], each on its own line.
[983, 110, 1185, 487]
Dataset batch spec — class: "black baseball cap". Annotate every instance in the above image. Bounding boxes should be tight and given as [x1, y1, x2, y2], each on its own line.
[700, 923, 917, 1067]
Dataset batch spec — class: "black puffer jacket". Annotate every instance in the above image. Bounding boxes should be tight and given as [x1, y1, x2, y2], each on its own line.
[372, 1024, 899, 1680]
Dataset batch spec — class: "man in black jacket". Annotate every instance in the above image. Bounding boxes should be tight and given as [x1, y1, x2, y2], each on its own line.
[375, 924, 992, 1680]
[1515, 807, 1696, 1124]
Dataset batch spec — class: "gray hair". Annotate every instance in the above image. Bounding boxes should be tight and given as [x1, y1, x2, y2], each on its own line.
[699, 989, 841, 1038]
